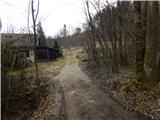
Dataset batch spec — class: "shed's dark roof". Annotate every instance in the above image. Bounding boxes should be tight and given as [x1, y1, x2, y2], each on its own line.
[1, 33, 35, 47]
[1, 33, 60, 49]
[11, 45, 59, 51]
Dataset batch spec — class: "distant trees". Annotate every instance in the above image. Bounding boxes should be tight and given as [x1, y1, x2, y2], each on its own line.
[37, 22, 47, 46]
[75, 27, 81, 34]
[53, 40, 60, 49]
[53, 24, 68, 48]
[54, 24, 83, 48]
[62, 24, 68, 38]
[61, 24, 68, 48]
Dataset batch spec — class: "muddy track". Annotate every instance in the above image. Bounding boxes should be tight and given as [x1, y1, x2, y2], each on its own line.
[55, 81, 67, 120]
[32, 50, 152, 120]
[53, 53, 152, 120]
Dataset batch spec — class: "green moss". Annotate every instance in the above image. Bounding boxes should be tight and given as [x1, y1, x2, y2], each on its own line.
[135, 61, 145, 82]
[122, 81, 136, 92]
[122, 80, 151, 92]
[136, 99, 148, 112]
[136, 83, 149, 90]
[7, 70, 22, 77]
[127, 69, 135, 76]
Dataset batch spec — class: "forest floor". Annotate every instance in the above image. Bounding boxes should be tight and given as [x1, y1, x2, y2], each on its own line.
[31, 48, 152, 120]
[78, 50, 160, 120]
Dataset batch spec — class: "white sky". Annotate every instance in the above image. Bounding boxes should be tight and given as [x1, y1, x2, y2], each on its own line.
[0, 0, 114, 36]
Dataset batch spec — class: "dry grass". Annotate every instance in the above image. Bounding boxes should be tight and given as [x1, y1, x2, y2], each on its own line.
[8, 57, 66, 77]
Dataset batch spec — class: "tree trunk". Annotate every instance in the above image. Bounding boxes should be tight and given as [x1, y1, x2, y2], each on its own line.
[145, 1, 159, 85]
[31, 0, 39, 83]
[134, 1, 146, 82]
[117, 1, 125, 66]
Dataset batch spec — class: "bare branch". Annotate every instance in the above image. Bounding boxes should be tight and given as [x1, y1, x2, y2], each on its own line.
[35, 0, 39, 22]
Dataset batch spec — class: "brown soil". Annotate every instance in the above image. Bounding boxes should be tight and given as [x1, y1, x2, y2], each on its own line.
[33, 49, 152, 120]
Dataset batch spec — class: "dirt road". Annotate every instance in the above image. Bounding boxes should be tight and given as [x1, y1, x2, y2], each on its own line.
[52, 53, 151, 120]
[32, 50, 151, 120]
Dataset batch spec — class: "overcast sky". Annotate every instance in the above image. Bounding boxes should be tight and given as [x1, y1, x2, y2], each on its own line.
[0, 0, 113, 36]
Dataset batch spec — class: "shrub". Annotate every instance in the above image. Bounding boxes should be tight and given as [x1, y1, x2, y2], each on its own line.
[1, 46, 28, 71]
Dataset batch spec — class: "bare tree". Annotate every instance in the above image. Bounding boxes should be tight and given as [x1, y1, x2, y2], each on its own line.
[145, 1, 160, 85]
[31, 0, 40, 83]
[133, 1, 146, 82]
